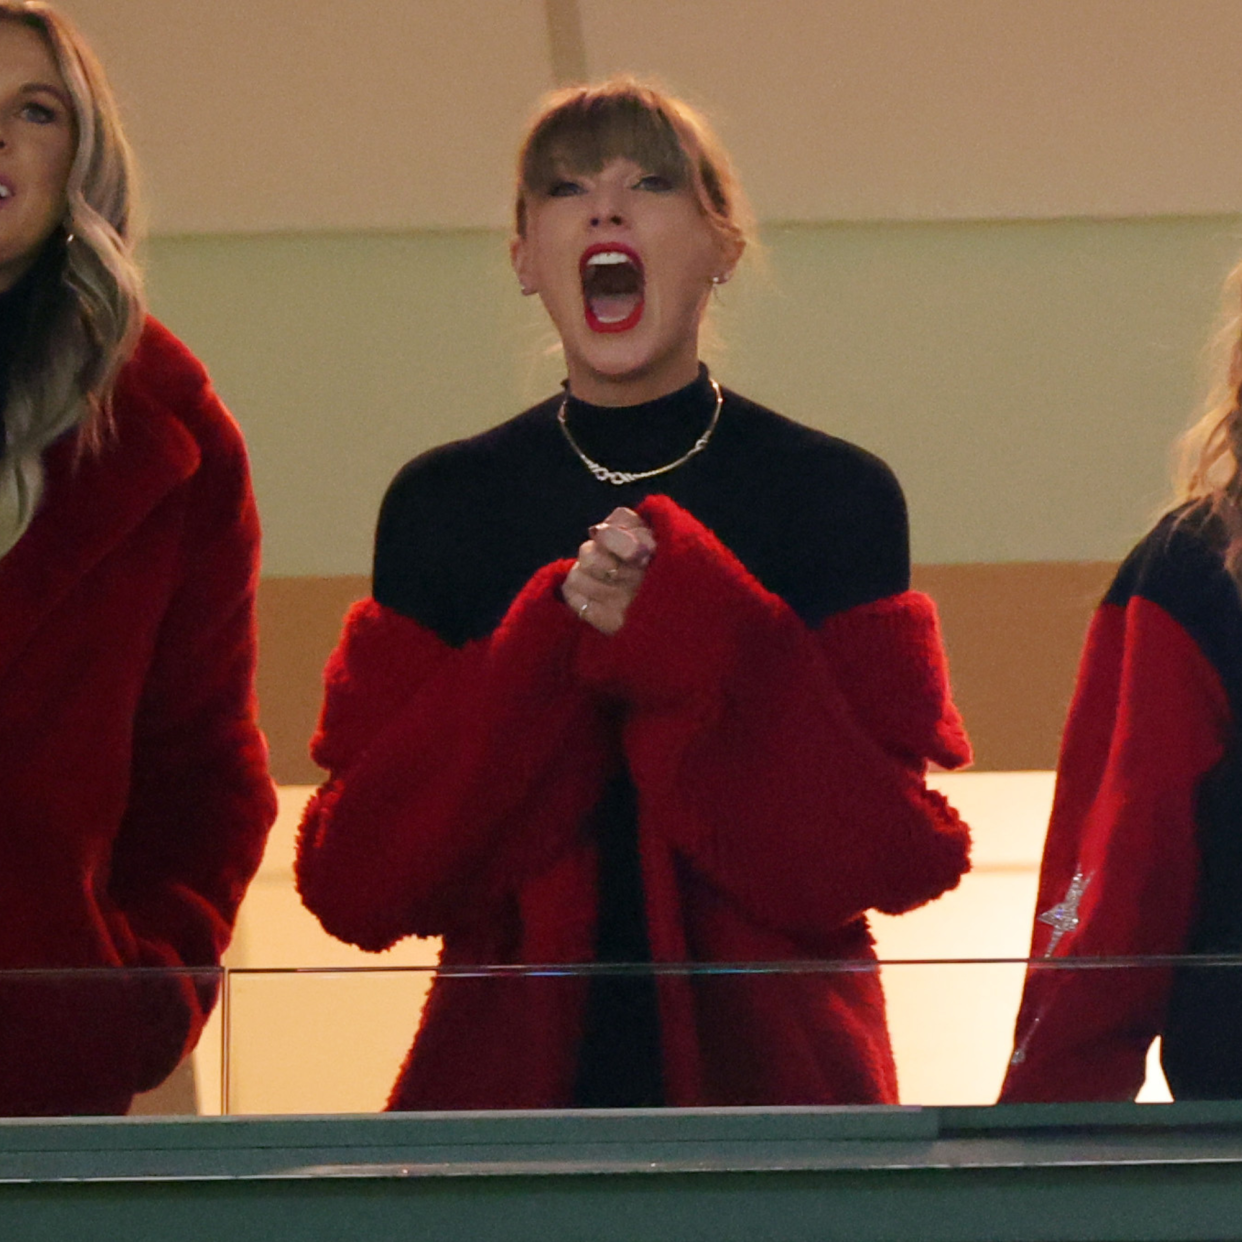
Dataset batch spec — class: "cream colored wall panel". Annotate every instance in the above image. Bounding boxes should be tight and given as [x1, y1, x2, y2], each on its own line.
[145, 230, 555, 577]
[145, 217, 1241, 578]
[715, 217, 1240, 565]
[872, 773, 1051, 1103]
[58, 0, 550, 232]
[227, 970, 433, 1114]
[583, 0, 1242, 222]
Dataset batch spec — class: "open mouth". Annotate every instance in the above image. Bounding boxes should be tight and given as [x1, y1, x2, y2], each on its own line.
[580, 244, 644, 333]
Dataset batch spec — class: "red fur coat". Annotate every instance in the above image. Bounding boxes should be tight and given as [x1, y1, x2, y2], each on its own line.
[298, 496, 971, 1108]
[0, 318, 276, 1115]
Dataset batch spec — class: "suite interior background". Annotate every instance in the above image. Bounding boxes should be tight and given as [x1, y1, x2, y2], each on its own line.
[49, 0, 1242, 1113]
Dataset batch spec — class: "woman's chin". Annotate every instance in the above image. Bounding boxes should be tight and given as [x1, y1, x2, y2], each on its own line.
[567, 341, 698, 404]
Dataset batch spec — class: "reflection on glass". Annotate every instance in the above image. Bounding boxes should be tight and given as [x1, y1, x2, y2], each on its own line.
[246, 777, 1044, 1114]
[7, 957, 1235, 1117]
[215, 957, 1216, 1116]
[8, 764, 1233, 1117]
[225, 967, 433, 1115]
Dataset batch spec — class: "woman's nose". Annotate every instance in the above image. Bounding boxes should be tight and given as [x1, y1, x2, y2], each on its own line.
[587, 185, 625, 228]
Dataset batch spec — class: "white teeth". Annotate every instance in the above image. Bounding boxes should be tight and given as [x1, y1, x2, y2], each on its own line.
[0, 186, 10, 199]
[586, 251, 630, 267]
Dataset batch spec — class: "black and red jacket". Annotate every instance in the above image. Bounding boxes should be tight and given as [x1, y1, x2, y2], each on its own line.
[297, 370, 972, 1109]
[1002, 509, 1242, 1102]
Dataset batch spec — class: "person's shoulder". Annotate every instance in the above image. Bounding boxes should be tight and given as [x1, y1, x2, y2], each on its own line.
[724, 387, 906, 510]
[375, 395, 559, 585]
[1108, 505, 1242, 691]
[718, 388, 910, 610]
[379, 395, 560, 529]
[372, 396, 560, 631]
[1109, 506, 1234, 610]
[117, 317, 212, 409]
[112, 317, 249, 473]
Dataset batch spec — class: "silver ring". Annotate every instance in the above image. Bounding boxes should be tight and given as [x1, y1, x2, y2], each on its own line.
[578, 599, 590, 618]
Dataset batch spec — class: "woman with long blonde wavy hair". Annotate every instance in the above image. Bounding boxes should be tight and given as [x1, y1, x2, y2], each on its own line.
[0, 1, 274, 1115]
[1002, 262, 1242, 1103]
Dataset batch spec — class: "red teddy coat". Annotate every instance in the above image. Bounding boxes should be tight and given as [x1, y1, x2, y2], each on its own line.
[0, 318, 276, 1116]
[297, 496, 971, 1109]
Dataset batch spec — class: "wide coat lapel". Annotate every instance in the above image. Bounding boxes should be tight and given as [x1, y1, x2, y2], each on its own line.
[0, 391, 199, 685]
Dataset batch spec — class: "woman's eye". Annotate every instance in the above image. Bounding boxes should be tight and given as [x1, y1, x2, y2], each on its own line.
[547, 179, 584, 197]
[635, 174, 674, 192]
[20, 101, 58, 124]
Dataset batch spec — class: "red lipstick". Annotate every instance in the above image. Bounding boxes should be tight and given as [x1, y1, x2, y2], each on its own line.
[580, 243, 645, 334]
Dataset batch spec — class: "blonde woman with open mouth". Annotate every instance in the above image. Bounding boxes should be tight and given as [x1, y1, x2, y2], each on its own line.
[298, 79, 971, 1110]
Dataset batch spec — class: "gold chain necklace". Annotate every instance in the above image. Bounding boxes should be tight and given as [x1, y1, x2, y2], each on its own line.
[556, 378, 723, 486]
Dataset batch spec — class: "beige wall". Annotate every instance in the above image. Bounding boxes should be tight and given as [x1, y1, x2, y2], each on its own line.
[145, 218, 1242, 580]
[52, 1, 1242, 582]
[585, 0, 1242, 223]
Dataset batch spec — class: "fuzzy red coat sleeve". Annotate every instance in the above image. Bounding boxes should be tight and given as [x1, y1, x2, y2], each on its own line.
[296, 563, 613, 950]
[101, 340, 277, 1091]
[1000, 598, 1230, 1102]
[573, 495, 972, 948]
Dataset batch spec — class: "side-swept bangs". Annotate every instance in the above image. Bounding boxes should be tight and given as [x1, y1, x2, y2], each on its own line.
[514, 78, 749, 261]
[521, 92, 691, 201]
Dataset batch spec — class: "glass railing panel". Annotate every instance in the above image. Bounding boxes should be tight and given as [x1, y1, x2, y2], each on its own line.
[223, 965, 436, 1115]
[219, 956, 1242, 1114]
[0, 965, 224, 1118]
[0, 956, 1235, 1118]
[877, 957, 1029, 1105]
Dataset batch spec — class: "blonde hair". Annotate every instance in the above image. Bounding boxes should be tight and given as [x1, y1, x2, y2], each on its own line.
[513, 76, 752, 266]
[0, 0, 145, 557]
[1173, 257, 1242, 592]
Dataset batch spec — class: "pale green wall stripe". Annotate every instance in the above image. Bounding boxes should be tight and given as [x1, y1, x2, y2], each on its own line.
[143, 218, 1242, 578]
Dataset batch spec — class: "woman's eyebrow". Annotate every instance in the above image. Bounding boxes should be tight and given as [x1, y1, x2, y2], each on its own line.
[19, 81, 70, 104]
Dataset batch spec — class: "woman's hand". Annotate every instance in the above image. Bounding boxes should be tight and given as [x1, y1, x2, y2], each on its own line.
[562, 507, 656, 636]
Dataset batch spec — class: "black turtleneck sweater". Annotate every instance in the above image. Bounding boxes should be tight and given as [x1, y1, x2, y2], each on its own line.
[0, 278, 25, 459]
[0, 243, 67, 461]
[372, 366, 908, 1106]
